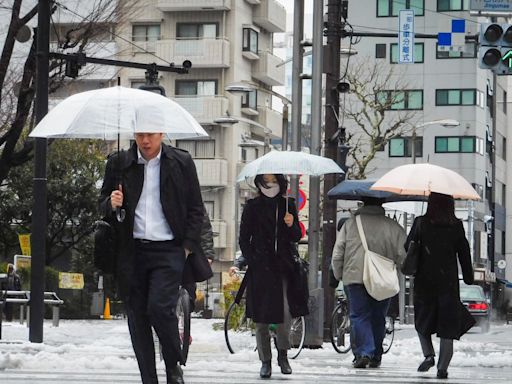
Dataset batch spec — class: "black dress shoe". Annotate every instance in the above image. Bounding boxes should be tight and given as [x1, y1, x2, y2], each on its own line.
[352, 356, 370, 368]
[168, 365, 185, 384]
[260, 361, 272, 378]
[417, 356, 435, 372]
[277, 349, 292, 374]
[437, 369, 448, 379]
[368, 357, 381, 368]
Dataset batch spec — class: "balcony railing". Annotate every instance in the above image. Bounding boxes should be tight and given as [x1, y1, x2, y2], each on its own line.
[253, 0, 286, 33]
[194, 159, 228, 187]
[131, 40, 157, 54]
[211, 220, 227, 248]
[157, 38, 230, 68]
[156, 0, 231, 11]
[252, 50, 285, 86]
[172, 95, 229, 125]
[257, 106, 282, 139]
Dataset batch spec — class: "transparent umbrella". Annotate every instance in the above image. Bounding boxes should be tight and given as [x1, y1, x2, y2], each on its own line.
[29, 86, 209, 221]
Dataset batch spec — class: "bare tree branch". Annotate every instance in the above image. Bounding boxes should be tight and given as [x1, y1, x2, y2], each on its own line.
[341, 59, 419, 179]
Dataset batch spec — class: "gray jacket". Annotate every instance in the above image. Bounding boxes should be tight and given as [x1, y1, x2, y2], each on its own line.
[331, 205, 406, 285]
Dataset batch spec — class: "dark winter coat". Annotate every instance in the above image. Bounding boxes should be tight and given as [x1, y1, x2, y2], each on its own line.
[238, 195, 303, 323]
[98, 143, 204, 298]
[405, 216, 475, 340]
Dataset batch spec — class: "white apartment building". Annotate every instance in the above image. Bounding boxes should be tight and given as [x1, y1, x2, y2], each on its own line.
[115, 0, 287, 284]
[346, 0, 510, 305]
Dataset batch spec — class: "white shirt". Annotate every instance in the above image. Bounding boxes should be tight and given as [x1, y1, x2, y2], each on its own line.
[133, 147, 174, 241]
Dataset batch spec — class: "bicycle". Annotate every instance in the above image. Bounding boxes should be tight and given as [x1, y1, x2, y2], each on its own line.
[224, 271, 306, 359]
[330, 291, 395, 354]
[156, 286, 191, 364]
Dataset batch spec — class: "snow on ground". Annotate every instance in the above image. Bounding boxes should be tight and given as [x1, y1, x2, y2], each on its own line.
[1, 318, 511, 374]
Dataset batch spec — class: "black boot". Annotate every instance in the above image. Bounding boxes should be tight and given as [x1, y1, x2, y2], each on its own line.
[417, 356, 435, 372]
[277, 350, 292, 374]
[167, 365, 185, 384]
[260, 361, 272, 379]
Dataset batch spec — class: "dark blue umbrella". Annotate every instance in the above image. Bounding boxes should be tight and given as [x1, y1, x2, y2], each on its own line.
[327, 179, 426, 202]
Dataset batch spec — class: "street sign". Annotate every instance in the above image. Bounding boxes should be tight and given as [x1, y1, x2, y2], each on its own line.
[398, 10, 414, 64]
[470, 0, 512, 13]
[497, 259, 507, 269]
[438, 19, 466, 52]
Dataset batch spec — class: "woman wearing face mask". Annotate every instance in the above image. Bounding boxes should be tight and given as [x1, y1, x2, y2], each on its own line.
[229, 173, 303, 379]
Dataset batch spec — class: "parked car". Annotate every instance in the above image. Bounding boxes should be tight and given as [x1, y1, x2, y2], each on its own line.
[459, 282, 490, 333]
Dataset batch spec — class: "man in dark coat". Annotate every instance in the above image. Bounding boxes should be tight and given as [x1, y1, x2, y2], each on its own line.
[99, 134, 204, 384]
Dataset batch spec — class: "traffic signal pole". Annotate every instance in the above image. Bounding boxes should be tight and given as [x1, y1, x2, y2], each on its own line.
[31, 0, 51, 343]
[321, 0, 344, 338]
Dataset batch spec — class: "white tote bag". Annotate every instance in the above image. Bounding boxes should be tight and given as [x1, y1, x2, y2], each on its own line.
[356, 215, 400, 301]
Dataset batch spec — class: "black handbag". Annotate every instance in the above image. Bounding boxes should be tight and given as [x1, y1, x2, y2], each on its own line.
[183, 251, 213, 283]
[93, 219, 117, 274]
[288, 243, 310, 317]
[402, 217, 422, 276]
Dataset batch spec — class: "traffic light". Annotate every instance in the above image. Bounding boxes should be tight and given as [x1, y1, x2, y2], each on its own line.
[479, 23, 512, 75]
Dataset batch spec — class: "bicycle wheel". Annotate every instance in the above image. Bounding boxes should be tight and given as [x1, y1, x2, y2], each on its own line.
[330, 303, 351, 354]
[382, 316, 394, 354]
[224, 298, 256, 353]
[288, 316, 305, 359]
[177, 288, 191, 363]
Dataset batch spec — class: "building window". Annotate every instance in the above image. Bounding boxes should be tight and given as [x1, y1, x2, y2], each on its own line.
[437, 0, 469, 11]
[390, 43, 424, 63]
[176, 139, 216, 158]
[175, 80, 217, 96]
[435, 136, 476, 153]
[389, 137, 422, 157]
[377, 0, 424, 17]
[376, 44, 386, 58]
[132, 24, 160, 42]
[436, 89, 476, 106]
[377, 90, 423, 110]
[130, 80, 146, 89]
[177, 23, 218, 39]
[503, 137, 507, 160]
[504, 90, 508, 114]
[436, 42, 477, 59]
[243, 28, 259, 54]
[242, 90, 257, 110]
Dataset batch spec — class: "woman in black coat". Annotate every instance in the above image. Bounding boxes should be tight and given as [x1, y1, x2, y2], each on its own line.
[230, 174, 303, 379]
[405, 192, 475, 379]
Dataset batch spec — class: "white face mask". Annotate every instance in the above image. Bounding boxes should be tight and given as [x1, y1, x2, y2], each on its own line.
[259, 182, 280, 198]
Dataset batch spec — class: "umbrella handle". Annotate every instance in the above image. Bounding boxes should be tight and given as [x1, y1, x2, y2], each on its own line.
[116, 207, 126, 222]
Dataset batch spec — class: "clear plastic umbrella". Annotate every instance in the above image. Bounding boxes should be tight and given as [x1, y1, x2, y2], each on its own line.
[237, 150, 344, 211]
[29, 86, 208, 221]
[29, 86, 208, 140]
[236, 150, 343, 182]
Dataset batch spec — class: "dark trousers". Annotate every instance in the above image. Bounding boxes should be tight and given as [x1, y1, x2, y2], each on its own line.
[126, 240, 186, 384]
[346, 284, 390, 360]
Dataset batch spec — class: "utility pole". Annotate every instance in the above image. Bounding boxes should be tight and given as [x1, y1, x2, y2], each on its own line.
[289, 0, 304, 203]
[30, 0, 51, 343]
[321, 0, 346, 336]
